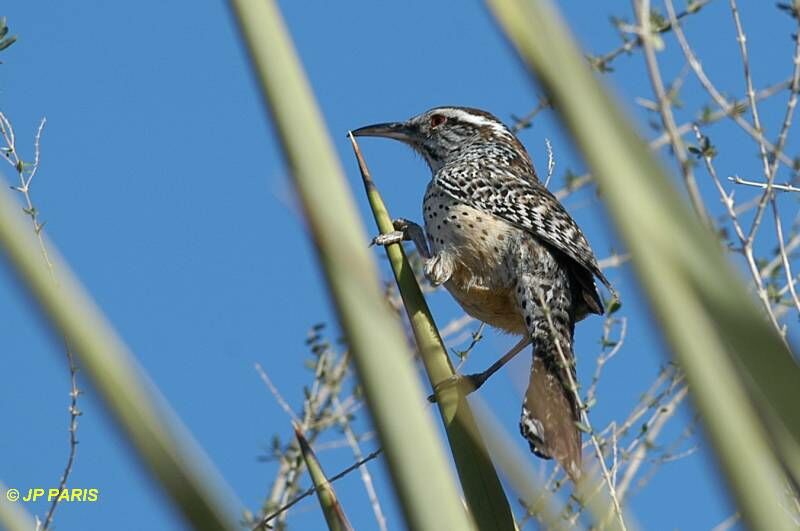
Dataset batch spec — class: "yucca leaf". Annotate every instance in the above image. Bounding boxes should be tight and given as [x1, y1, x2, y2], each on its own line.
[294, 425, 354, 531]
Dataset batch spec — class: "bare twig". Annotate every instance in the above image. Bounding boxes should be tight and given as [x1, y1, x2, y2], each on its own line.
[550, 77, 792, 206]
[256, 363, 300, 423]
[727, 0, 800, 318]
[636, 0, 709, 224]
[453, 322, 485, 372]
[650, 78, 792, 150]
[331, 396, 387, 531]
[692, 125, 785, 334]
[666, 1, 799, 175]
[544, 138, 555, 188]
[598, 253, 631, 271]
[0, 113, 82, 530]
[554, 173, 593, 200]
[630, 430, 699, 498]
[772, 206, 800, 314]
[305, 432, 376, 453]
[586, 318, 627, 406]
[616, 385, 689, 502]
[729, 176, 800, 193]
[616, 367, 680, 440]
[729, 0, 772, 179]
[712, 513, 741, 531]
[439, 314, 476, 341]
[766, 28, 800, 314]
[511, 96, 551, 132]
[760, 232, 800, 280]
[255, 449, 384, 530]
[727, 0, 800, 246]
[587, 0, 711, 73]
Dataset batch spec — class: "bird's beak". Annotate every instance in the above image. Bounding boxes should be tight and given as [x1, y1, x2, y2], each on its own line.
[350, 122, 416, 143]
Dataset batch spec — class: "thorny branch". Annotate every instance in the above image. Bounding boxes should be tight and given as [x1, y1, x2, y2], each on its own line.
[725, 0, 800, 321]
[636, 0, 710, 225]
[667, 0, 799, 175]
[0, 112, 82, 530]
[534, 76, 795, 212]
[730, 175, 800, 193]
[616, 385, 689, 501]
[586, 0, 711, 73]
[692, 125, 785, 334]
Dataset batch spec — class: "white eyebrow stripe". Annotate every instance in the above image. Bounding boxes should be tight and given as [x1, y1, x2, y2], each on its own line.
[437, 108, 508, 135]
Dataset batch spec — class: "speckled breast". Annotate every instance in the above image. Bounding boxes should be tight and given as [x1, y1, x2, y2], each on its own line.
[422, 182, 527, 335]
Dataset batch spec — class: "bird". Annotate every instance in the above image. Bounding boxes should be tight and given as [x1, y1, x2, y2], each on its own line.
[352, 106, 614, 480]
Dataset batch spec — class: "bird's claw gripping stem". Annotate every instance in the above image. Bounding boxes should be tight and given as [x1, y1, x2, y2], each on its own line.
[370, 217, 431, 259]
[427, 336, 531, 402]
[427, 373, 487, 403]
[371, 231, 405, 247]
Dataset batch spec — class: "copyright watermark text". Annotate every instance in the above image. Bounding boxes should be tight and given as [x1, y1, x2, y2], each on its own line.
[4, 488, 99, 503]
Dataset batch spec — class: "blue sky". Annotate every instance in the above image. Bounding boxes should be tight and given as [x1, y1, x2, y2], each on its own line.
[1, 1, 796, 529]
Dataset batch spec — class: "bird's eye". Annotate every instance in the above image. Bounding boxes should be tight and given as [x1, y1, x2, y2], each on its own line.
[430, 114, 447, 128]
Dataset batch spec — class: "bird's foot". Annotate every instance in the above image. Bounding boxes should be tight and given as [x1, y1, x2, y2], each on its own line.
[370, 218, 431, 257]
[427, 372, 488, 403]
[371, 231, 404, 247]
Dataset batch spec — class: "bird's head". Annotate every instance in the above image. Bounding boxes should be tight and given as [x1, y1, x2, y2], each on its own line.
[352, 106, 518, 172]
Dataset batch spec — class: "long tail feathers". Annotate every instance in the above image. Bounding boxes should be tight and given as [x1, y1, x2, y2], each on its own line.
[520, 350, 582, 481]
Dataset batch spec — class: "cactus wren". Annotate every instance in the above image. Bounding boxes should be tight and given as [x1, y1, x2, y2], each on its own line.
[353, 106, 613, 479]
